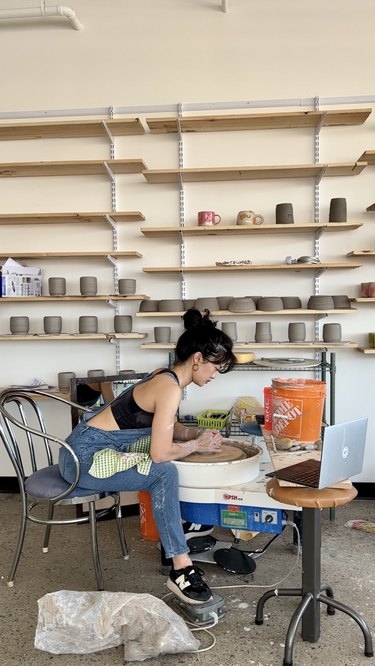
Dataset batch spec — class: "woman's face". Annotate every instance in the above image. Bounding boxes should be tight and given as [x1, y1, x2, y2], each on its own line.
[193, 358, 223, 387]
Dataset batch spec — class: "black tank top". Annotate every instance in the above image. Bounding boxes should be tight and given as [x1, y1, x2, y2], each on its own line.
[110, 369, 180, 429]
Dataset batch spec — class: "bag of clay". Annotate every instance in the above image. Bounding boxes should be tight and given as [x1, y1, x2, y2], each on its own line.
[233, 395, 264, 424]
[35, 590, 200, 662]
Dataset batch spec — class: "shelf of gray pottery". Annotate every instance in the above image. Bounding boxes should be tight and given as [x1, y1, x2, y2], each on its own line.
[136, 308, 356, 317]
[0, 333, 148, 341]
[140, 341, 358, 350]
[0, 295, 149, 303]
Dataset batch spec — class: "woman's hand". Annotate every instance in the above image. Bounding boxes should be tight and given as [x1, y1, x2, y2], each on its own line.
[194, 429, 223, 453]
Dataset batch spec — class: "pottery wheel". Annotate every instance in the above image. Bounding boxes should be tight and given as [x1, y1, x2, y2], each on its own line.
[182, 443, 247, 464]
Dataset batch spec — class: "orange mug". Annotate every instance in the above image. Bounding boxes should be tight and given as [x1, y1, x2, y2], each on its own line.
[198, 211, 221, 226]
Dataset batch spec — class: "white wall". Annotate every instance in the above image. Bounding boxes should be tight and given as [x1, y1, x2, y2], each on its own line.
[0, 0, 374, 480]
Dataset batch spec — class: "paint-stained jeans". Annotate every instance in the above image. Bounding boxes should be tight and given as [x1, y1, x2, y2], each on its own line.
[58, 412, 187, 559]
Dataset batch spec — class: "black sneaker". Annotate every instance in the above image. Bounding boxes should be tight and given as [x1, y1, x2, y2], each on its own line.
[167, 565, 213, 605]
[183, 522, 215, 540]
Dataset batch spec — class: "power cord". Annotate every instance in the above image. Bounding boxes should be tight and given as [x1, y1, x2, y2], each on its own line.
[160, 522, 301, 654]
[211, 520, 301, 592]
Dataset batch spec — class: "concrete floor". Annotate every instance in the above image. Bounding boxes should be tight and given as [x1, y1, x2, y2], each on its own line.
[0, 493, 374, 666]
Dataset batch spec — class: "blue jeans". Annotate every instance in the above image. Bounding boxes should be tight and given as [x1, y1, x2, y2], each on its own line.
[58, 412, 188, 559]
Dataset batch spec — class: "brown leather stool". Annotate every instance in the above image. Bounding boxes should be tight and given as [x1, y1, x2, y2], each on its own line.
[255, 479, 373, 666]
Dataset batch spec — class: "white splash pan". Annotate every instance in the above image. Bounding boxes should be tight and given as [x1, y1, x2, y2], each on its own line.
[173, 439, 262, 489]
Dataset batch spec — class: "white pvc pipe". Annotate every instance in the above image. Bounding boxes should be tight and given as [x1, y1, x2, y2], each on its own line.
[0, 4, 83, 30]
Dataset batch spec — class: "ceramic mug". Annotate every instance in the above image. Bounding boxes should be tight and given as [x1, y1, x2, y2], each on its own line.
[48, 277, 66, 296]
[221, 321, 238, 341]
[87, 369, 104, 378]
[322, 323, 342, 343]
[329, 197, 347, 223]
[237, 210, 264, 226]
[118, 279, 136, 295]
[43, 316, 62, 334]
[9, 316, 29, 335]
[79, 316, 98, 334]
[80, 276, 97, 296]
[114, 315, 132, 333]
[255, 321, 272, 343]
[288, 322, 306, 342]
[276, 203, 294, 224]
[154, 326, 171, 343]
[198, 211, 221, 226]
[58, 371, 76, 390]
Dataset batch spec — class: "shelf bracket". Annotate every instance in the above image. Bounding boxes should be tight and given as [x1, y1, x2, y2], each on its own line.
[314, 267, 326, 278]
[105, 254, 118, 266]
[106, 299, 118, 308]
[103, 161, 115, 181]
[102, 120, 114, 145]
[104, 214, 117, 230]
[315, 165, 327, 185]
[314, 226, 325, 240]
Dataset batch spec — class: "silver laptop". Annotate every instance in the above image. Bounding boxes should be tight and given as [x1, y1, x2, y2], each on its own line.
[266, 418, 368, 489]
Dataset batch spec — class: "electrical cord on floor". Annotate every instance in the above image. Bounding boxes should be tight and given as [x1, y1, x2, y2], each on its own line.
[160, 591, 218, 653]
[160, 521, 300, 653]
[211, 520, 301, 592]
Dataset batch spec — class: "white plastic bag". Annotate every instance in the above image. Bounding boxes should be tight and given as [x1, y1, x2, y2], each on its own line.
[35, 590, 200, 662]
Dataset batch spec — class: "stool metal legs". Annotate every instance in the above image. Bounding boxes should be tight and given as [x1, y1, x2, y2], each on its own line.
[255, 507, 374, 666]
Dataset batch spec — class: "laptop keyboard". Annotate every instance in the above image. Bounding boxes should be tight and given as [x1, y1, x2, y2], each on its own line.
[289, 469, 319, 485]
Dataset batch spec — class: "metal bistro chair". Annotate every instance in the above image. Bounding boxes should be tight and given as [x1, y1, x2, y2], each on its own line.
[0, 387, 129, 590]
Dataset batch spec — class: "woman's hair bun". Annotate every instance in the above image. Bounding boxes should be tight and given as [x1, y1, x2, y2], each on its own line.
[183, 307, 216, 331]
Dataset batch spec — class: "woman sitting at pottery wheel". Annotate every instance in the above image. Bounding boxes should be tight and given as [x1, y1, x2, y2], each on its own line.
[59, 308, 236, 605]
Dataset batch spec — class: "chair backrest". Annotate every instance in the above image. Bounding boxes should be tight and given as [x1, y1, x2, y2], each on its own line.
[0, 388, 88, 501]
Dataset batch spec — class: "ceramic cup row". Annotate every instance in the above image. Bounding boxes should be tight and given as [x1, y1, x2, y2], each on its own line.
[9, 315, 135, 334]
[139, 294, 351, 313]
[221, 321, 343, 343]
[48, 277, 136, 296]
[57, 368, 136, 390]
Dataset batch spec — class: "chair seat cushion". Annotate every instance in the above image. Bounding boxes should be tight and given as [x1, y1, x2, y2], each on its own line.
[25, 465, 104, 502]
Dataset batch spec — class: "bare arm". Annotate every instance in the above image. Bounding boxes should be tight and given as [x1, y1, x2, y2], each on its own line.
[149, 380, 223, 463]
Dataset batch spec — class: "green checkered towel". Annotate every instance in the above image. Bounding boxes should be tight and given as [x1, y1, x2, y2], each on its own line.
[88, 436, 152, 477]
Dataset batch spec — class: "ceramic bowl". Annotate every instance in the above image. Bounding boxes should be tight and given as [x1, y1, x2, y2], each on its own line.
[332, 294, 351, 309]
[281, 296, 302, 309]
[257, 296, 284, 311]
[139, 300, 159, 312]
[307, 295, 335, 310]
[195, 297, 220, 312]
[227, 297, 256, 312]
[158, 299, 184, 312]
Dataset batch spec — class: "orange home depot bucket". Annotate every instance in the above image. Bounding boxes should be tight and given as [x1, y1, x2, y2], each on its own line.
[271, 378, 326, 442]
[138, 491, 159, 542]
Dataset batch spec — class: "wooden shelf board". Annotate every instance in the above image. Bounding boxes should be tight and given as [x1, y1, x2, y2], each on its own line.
[143, 162, 367, 184]
[0, 295, 149, 303]
[0, 211, 145, 225]
[0, 159, 146, 178]
[359, 150, 375, 165]
[140, 341, 358, 350]
[143, 262, 362, 273]
[350, 298, 375, 303]
[0, 251, 142, 259]
[366, 204, 375, 212]
[347, 250, 375, 256]
[136, 308, 356, 317]
[357, 347, 375, 354]
[141, 222, 362, 237]
[146, 109, 372, 133]
[0, 333, 148, 341]
[0, 118, 145, 140]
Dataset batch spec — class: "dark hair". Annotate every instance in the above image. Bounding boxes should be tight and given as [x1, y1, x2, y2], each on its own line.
[175, 308, 236, 373]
